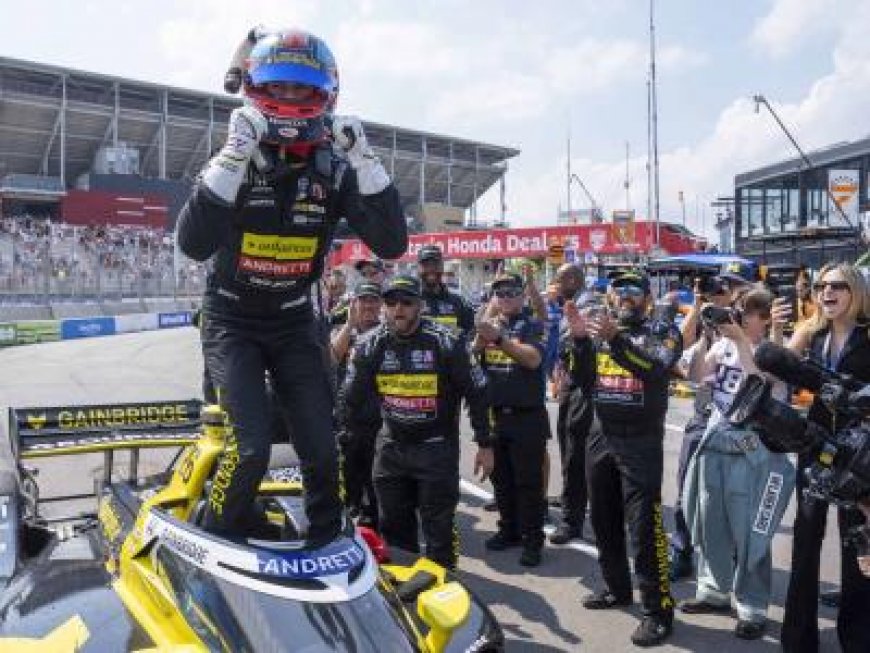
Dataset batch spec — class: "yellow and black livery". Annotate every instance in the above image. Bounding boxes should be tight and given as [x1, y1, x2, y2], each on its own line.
[0, 400, 503, 652]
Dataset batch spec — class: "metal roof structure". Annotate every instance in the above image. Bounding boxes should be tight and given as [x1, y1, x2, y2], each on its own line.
[0, 56, 519, 214]
[735, 135, 870, 187]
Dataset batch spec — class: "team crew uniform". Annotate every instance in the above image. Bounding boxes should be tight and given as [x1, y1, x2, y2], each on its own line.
[344, 309, 491, 568]
[554, 304, 597, 541]
[178, 143, 405, 542]
[421, 285, 475, 334]
[333, 282, 383, 526]
[482, 310, 550, 556]
[576, 282, 682, 638]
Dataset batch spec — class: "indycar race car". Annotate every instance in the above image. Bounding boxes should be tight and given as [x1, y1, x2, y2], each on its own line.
[0, 400, 504, 652]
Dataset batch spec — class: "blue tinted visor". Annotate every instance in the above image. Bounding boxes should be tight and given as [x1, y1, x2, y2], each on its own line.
[249, 62, 334, 92]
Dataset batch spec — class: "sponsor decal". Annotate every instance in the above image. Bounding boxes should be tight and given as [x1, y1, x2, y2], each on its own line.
[296, 177, 310, 200]
[158, 311, 192, 328]
[0, 323, 16, 345]
[376, 374, 438, 397]
[255, 538, 366, 579]
[381, 350, 401, 372]
[239, 256, 312, 277]
[163, 527, 210, 566]
[594, 352, 644, 404]
[291, 214, 324, 226]
[60, 317, 116, 340]
[241, 233, 318, 260]
[484, 348, 514, 366]
[26, 413, 47, 430]
[409, 349, 435, 370]
[310, 182, 325, 201]
[291, 202, 326, 214]
[278, 126, 299, 139]
[266, 465, 303, 484]
[21, 431, 196, 455]
[752, 472, 784, 535]
[430, 315, 459, 328]
[54, 404, 191, 430]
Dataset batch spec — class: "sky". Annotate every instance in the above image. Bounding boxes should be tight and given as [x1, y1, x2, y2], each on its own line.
[2, 0, 868, 240]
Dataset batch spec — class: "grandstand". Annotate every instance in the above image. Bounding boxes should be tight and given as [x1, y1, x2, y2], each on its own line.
[0, 56, 519, 229]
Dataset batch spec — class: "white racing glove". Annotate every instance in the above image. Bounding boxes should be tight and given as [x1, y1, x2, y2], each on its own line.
[332, 115, 391, 195]
[200, 105, 268, 204]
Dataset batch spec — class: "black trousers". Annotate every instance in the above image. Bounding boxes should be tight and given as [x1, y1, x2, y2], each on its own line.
[781, 454, 870, 653]
[341, 422, 379, 525]
[587, 425, 674, 617]
[200, 312, 341, 543]
[491, 408, 549, 548]
[556, 389, 593, 531]
[374, 436, 460, 568]
[670, 415, 706, 555]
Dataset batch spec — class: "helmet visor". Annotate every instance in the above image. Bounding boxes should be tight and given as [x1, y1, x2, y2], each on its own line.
[249, 61, 335, 93]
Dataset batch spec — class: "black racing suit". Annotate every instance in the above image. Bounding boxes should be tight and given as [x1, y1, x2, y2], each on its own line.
[782, 326, 870, 653]
[575, 317, 681, 618]
[177, 144, 406, 542]
[334, 321, 382, 526]
[555, 329, 596, 536]
[481, 313, 549, 549]
[343, 319, 491, 567]
[421, 284, 476, 335]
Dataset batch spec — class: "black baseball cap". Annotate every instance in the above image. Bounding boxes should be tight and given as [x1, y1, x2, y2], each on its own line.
[611, 270, 651, 293]
[382, 274, 422, 299]
[491, 272, 523, 290]
[354, 258, 385, 272]
[353, 281, 382, 299]
[417, 244, 444, 263]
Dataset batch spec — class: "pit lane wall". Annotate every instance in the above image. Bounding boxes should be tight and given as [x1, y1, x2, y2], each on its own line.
[0, 310, 193, 347]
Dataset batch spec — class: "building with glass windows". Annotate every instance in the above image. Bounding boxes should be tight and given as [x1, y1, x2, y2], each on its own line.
[734, 137, 869, 267]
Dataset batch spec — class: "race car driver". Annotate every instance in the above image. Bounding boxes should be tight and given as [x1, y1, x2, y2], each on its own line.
[565, 270, 682, 648]
[176, 28, 406, 544]
[343, 275, 493, 568]
[418, 244, 475, 335]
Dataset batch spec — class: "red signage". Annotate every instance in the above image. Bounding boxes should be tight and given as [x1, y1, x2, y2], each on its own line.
[331, 221, 701, 266]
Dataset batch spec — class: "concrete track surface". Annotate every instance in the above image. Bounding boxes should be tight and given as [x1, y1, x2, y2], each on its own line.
[0, 329, 843, 652]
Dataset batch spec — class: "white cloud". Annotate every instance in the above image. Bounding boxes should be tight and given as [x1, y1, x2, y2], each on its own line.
[157, 3, 322, 92]
[332, 20, 460, 76]
[482, 3, 870, 239]
[751, 0, 841, 58]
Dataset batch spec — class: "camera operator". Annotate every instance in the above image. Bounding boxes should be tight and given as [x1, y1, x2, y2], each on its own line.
[570, 270, 682, 648]
[780, 262, 870, 653]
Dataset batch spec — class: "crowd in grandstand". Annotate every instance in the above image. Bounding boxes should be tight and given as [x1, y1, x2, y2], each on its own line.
[0, 215, 205, 300]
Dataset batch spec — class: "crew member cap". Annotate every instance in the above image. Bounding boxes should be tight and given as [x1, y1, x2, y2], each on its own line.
[491, 272, 524, 290]
[417, 244, 444, 263]
[611, 270, 651, 293]
[353, 281, 382, 298]
[382, 274, 422, 298]
[354, 258, 385, 272]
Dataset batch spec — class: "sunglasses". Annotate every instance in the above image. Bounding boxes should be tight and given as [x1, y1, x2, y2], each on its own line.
[613, 285, 645, 298]
[494, 288, 523, 299]
[812, 281, 850, 293]
[384, 296, 418, 308]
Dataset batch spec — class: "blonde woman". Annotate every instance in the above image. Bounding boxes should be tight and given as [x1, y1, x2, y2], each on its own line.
[780, 263, 870, 653]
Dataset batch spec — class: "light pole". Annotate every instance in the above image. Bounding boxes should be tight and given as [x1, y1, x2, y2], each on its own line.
[678, 190, 686, 226]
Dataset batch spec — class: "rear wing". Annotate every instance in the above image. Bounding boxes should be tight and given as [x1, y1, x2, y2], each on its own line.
[9, 400, 203, 459]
